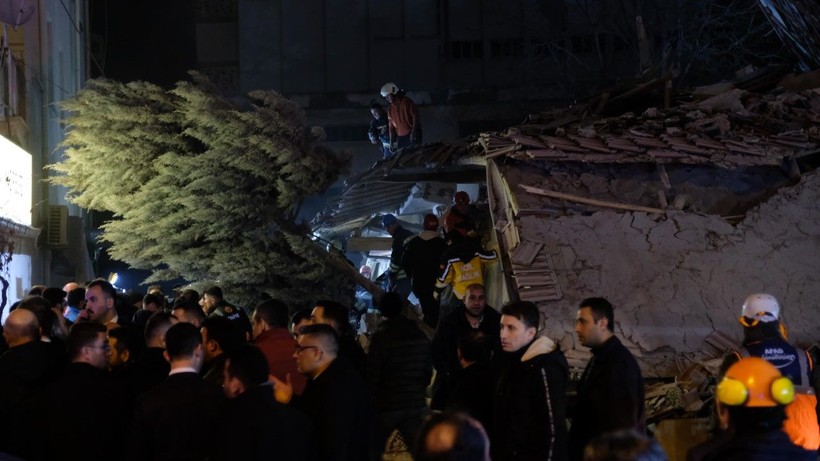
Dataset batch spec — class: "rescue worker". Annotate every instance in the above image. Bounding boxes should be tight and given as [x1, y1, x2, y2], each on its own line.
[380, 82, 421, 150]
[382, 214, 414, 300]
[693, 357, 815, 461]
[720, 293, 820, 452]
[402, 213, 447, 327]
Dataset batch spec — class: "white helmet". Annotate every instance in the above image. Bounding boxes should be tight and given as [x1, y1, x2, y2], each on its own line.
[380, 82, 399, 98]
[741, 293, 780, 323]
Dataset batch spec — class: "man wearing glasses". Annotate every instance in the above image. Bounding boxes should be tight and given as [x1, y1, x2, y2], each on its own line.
[272, 324, 371, 461]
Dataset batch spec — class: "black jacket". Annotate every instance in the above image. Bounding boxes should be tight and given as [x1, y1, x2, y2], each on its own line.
[568, 336, 645, 461]
[214, 383, 312, 461]
[493, 337, 569, 461]
[38, 363, 132, 461]
[295, 358, 372, 461]
[129, 371, 225, 461]
[447, 360, 496, 436]
[402, 230, 447, 283]
[700, 429, 815, 461]
[430, 304, 500, 409]
[367, 316, 432, 412]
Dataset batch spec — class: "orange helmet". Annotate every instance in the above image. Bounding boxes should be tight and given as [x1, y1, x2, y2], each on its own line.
[716, 357, 795, 407]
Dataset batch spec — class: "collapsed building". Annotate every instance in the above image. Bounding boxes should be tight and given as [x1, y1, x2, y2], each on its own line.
[312, 77, 820, 380]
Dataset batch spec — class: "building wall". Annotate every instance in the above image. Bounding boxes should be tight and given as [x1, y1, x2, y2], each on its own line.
[512, 169, 820, 377]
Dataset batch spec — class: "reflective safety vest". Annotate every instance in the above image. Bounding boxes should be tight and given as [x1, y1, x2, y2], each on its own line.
[735, 341, 820, 450]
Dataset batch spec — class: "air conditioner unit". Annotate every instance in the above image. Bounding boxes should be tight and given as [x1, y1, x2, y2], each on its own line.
[47, 205, 68, 247]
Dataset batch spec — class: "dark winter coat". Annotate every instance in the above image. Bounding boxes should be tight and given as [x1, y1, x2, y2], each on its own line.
[295, 358, 372, 461]
[430, 304, 500, 409]
[388, 225, 415, 280]
[367, 315, 432, 412]
[568, 336, 645, 461]
[402, 230, 447, 284]
[700, 428, 815, 461]
[493, 336, 569, 461]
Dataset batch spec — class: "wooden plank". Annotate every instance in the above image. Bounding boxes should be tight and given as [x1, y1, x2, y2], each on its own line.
[519, 184, 667, 214]
[527, 149, 566, 159]
[346, 237, 394, 252]
[510, 240, 544, 266]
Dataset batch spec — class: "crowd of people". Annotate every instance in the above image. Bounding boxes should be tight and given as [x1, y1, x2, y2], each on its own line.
[0, 268, 818, 460]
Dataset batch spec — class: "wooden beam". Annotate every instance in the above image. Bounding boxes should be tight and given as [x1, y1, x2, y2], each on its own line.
[518, 184, 666, 215]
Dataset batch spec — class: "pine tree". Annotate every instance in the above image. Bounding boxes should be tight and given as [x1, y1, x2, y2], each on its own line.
[48, 72, 353, 308]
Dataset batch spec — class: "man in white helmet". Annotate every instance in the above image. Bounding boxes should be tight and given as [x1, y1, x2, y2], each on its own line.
[380, 82, 421, 151]
[720, 293, 820, 452]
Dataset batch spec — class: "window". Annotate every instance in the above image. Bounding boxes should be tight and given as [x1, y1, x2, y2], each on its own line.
[490, 39, 524, 58]
[449, 41, 484, 60]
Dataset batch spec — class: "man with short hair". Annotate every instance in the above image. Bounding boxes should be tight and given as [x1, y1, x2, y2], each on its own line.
[0, 308, 60, 390]
[64, 286, 85, 324]
[81, 279, 121, 330]
[431, 283, 500, 409]
[202, 286, 252, 339]
[132, 292, 163, 331]
[311, 300, 367, 377]
[494, 301, 569, 461]
[290, 309, 311, 341]
[108, 326, 141, 372]
[40, 322, 131, 461]
[272, 324, 371, 461]
[367, 292, 432, 458]
[402, 213, 447, 327]
[568, 297, 645, 461]
[129, 312, 177, 395]
[447, 330, 495, 435]
[215, 345, 311, 461]
[172, 298, 206, 327]
[200, 316, 245, 387]
[129, 322, 225, 461]
[252, 298, 306, 395]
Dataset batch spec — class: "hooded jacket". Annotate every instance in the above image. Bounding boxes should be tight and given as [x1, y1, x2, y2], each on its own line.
[402, 230, 447, 282]
[493, 336, 569, 461]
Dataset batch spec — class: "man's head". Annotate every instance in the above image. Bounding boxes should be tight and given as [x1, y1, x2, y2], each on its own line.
[414, 412, 490, 461]
[294, 324, 339, 378]
[252, 298, 290, 339]
[18, 296, 55, 339]
[42, 287, 66, 310]
[575, 297, 614, 348]
[62, 282, 80, 296]
[716, 356, 794, 432]
[423, 213, 439, 231]
[454, 191, 471, 214]
[370, 101, 384, 119]
[223, 344, 270, 398]
[499, 301, 539, 353]
[67, 322, 109, 369]
[457, 330, 491, 367]
[201, 286, 224, 315]
[67, 287, 85, 307]
[739, 293, 780, 326]
[377, 292, 403, 319]
[463, 284, 487, 318]
[107, 326, 140, 369]
[142, 293, 163, 313]
[311, 300, 351, 335]
[144, 311, 179, 348]
[83, 279, 117, 324]
[381, 214, 398, 236]
[201, 316, 244, 363]
[2, 308, 39, 347]
[164, 322, 204, 370]
[172, 299, 206, 327]
[583, 429, 667, 461]
[380, 82, 399, 103]
[290, 309, 312, 341]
